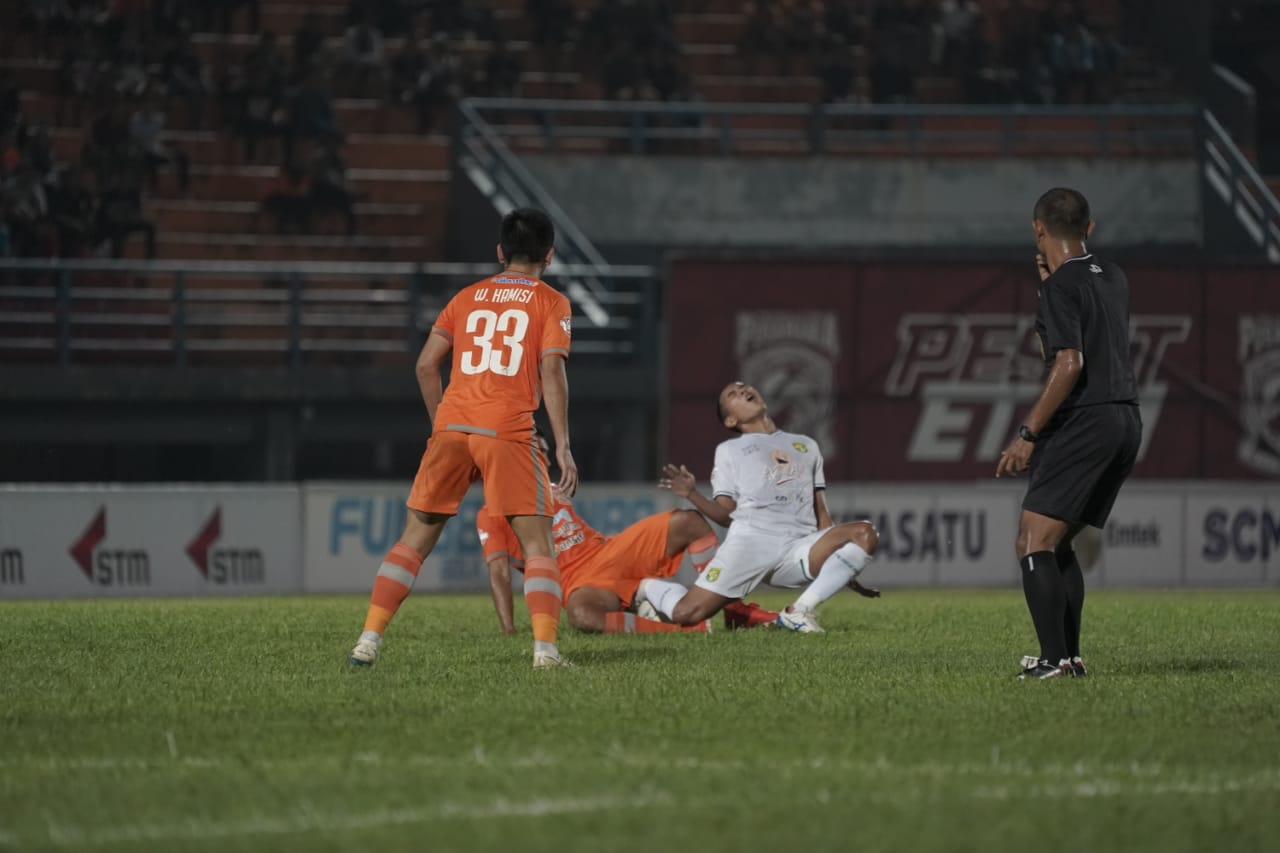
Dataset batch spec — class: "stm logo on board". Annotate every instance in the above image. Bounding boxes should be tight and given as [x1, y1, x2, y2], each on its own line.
[70, 508, 150, 586]
[187, 507, 266, 585]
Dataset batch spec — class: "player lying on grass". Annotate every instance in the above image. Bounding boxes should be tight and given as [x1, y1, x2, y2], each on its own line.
[478, 460, 779, 635]
[650, 381, 881, 633]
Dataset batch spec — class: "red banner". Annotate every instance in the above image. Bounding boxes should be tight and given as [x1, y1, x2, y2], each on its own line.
[665, 261, 1280, 481]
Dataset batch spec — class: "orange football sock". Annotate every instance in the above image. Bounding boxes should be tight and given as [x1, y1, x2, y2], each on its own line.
[688, 533, 718, 574]
[361, 542, 425, 636]
[604, 612, 710, 633]
[523, 555, 563, 653]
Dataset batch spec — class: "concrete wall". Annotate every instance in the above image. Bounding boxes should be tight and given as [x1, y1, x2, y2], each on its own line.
[525, 156, 1201, 250]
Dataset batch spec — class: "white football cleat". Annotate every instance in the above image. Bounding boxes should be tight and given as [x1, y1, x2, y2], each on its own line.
[532, 650, 574, 669]
[349, 633, 381, 666]
[775, 606, 824, 633]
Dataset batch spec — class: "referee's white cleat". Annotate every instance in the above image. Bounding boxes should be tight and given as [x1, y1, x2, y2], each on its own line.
[349, 633, 381, 666]
[775, 606, 824, 633]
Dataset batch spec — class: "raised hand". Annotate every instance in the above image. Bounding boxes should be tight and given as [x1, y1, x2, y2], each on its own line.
[658, 463, 696, 499]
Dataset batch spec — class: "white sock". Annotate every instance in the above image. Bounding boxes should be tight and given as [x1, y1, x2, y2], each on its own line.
[794, 542, 870, 612]
[637, 578, 688, 620]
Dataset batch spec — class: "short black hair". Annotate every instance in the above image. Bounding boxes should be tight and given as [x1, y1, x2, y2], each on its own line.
[716, 384, 744, 433]
[1033, 188, 1091, 240]
[500, 208, 555, 264]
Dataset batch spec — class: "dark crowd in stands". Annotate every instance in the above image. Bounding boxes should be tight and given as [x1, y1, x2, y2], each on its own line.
[3, 0, 1134, 259]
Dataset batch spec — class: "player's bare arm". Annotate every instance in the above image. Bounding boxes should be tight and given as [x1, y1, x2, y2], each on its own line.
[486, 554, 516, 635]
[539, 352, 578, 496]
[658, 464, 734, 528]
[414, 331, 452, 424]
[814, 488, 834, 529]
[996, 347, 1083, 478]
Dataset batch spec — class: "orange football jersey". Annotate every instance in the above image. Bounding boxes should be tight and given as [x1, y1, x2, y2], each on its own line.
[475, 493, 605, 574]
[431, 273, 572, 440]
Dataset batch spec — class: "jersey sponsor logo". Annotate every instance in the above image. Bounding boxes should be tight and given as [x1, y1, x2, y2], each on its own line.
[767, 450, 798, 486]
[560, 317, 572, 337]
[792, 441, 809, 453]
[477, 529, 490, 543]
[735, 311, 839, 462]
[705, 566, 721, 582]
[1236, 315, 1280, 474]
[69, 508, 151, 587]
[886, 313, 1190, 464]
[186, 507, 266, 585]
[492, 276, 536, 286]
[1089, 264, 1103, 274]
[556, 532, 586, 553]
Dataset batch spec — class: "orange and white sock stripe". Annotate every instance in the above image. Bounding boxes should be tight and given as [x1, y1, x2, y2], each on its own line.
[361, 542, 425, 636]
[522, 555, 563, 655]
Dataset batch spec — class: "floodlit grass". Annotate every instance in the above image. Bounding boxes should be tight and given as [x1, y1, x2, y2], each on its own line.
[1, 589, 1277, 852]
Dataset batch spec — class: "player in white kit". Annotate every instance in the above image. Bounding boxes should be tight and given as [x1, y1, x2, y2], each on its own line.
[648, 381, 880, 633]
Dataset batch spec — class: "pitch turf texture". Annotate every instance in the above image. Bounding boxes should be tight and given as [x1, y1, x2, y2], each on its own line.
[2, 591, 1278, 853]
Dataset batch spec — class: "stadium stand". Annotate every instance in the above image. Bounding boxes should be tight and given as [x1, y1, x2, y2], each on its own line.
[1, 0, 1177, 266]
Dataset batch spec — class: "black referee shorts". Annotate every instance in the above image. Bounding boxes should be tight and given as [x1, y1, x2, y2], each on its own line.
[1023, 403, 1142, 529]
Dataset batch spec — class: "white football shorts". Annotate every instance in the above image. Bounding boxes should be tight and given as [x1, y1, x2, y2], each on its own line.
[695, 525, 827, 600]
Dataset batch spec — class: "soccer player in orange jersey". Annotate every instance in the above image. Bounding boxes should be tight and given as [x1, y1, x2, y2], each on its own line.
[350, 208, 578, 669]
[476, 452, 780, 636]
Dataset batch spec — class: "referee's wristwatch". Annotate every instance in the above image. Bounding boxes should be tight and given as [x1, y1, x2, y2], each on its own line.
[1018, 425, 1040, 443]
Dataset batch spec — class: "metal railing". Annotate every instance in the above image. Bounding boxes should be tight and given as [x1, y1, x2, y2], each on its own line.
[464, 98, 1201, 158]
[1201, 110, 1280, 264]
[0, 259, 658, 367]
[454, 99, 620, 328]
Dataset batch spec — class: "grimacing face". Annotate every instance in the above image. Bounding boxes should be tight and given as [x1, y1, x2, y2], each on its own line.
[719, 382, 767, 427]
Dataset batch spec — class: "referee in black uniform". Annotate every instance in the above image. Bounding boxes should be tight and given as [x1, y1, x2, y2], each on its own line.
[996, 187, 1142, 680]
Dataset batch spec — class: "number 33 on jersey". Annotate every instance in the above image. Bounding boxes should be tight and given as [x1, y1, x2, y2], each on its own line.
[430, 274, 572, 440]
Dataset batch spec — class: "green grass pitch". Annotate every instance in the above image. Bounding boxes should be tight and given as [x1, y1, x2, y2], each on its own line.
[1, 589, 1278, 852]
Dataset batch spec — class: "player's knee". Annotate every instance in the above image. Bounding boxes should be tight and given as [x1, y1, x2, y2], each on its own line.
[1016, 527, 1056, 559]
[669, 509, 710, 543]
[566, 601, 604, 632]
[848, 521, 878, 555]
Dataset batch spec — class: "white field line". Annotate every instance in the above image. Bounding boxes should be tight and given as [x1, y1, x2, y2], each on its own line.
[37, 793, 673, 848]
[5, 752, 1278, 795]
[5, 754, 1280, 847]
[0, 753, 1195, 779]
[974, 772, 1280, 800]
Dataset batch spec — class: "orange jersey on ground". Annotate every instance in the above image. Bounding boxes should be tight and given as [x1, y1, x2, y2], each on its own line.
[475, 492, 604, 575]
[476, 499, 683, 609]
[431, 273, 571, 441]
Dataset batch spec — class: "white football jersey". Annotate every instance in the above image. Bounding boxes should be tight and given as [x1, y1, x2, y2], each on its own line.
[710, 430, 825, 536]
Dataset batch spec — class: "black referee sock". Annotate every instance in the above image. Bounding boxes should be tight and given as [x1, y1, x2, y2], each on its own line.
[1020, 550, 1068, 663]
[1058, 548, 1085, 660]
